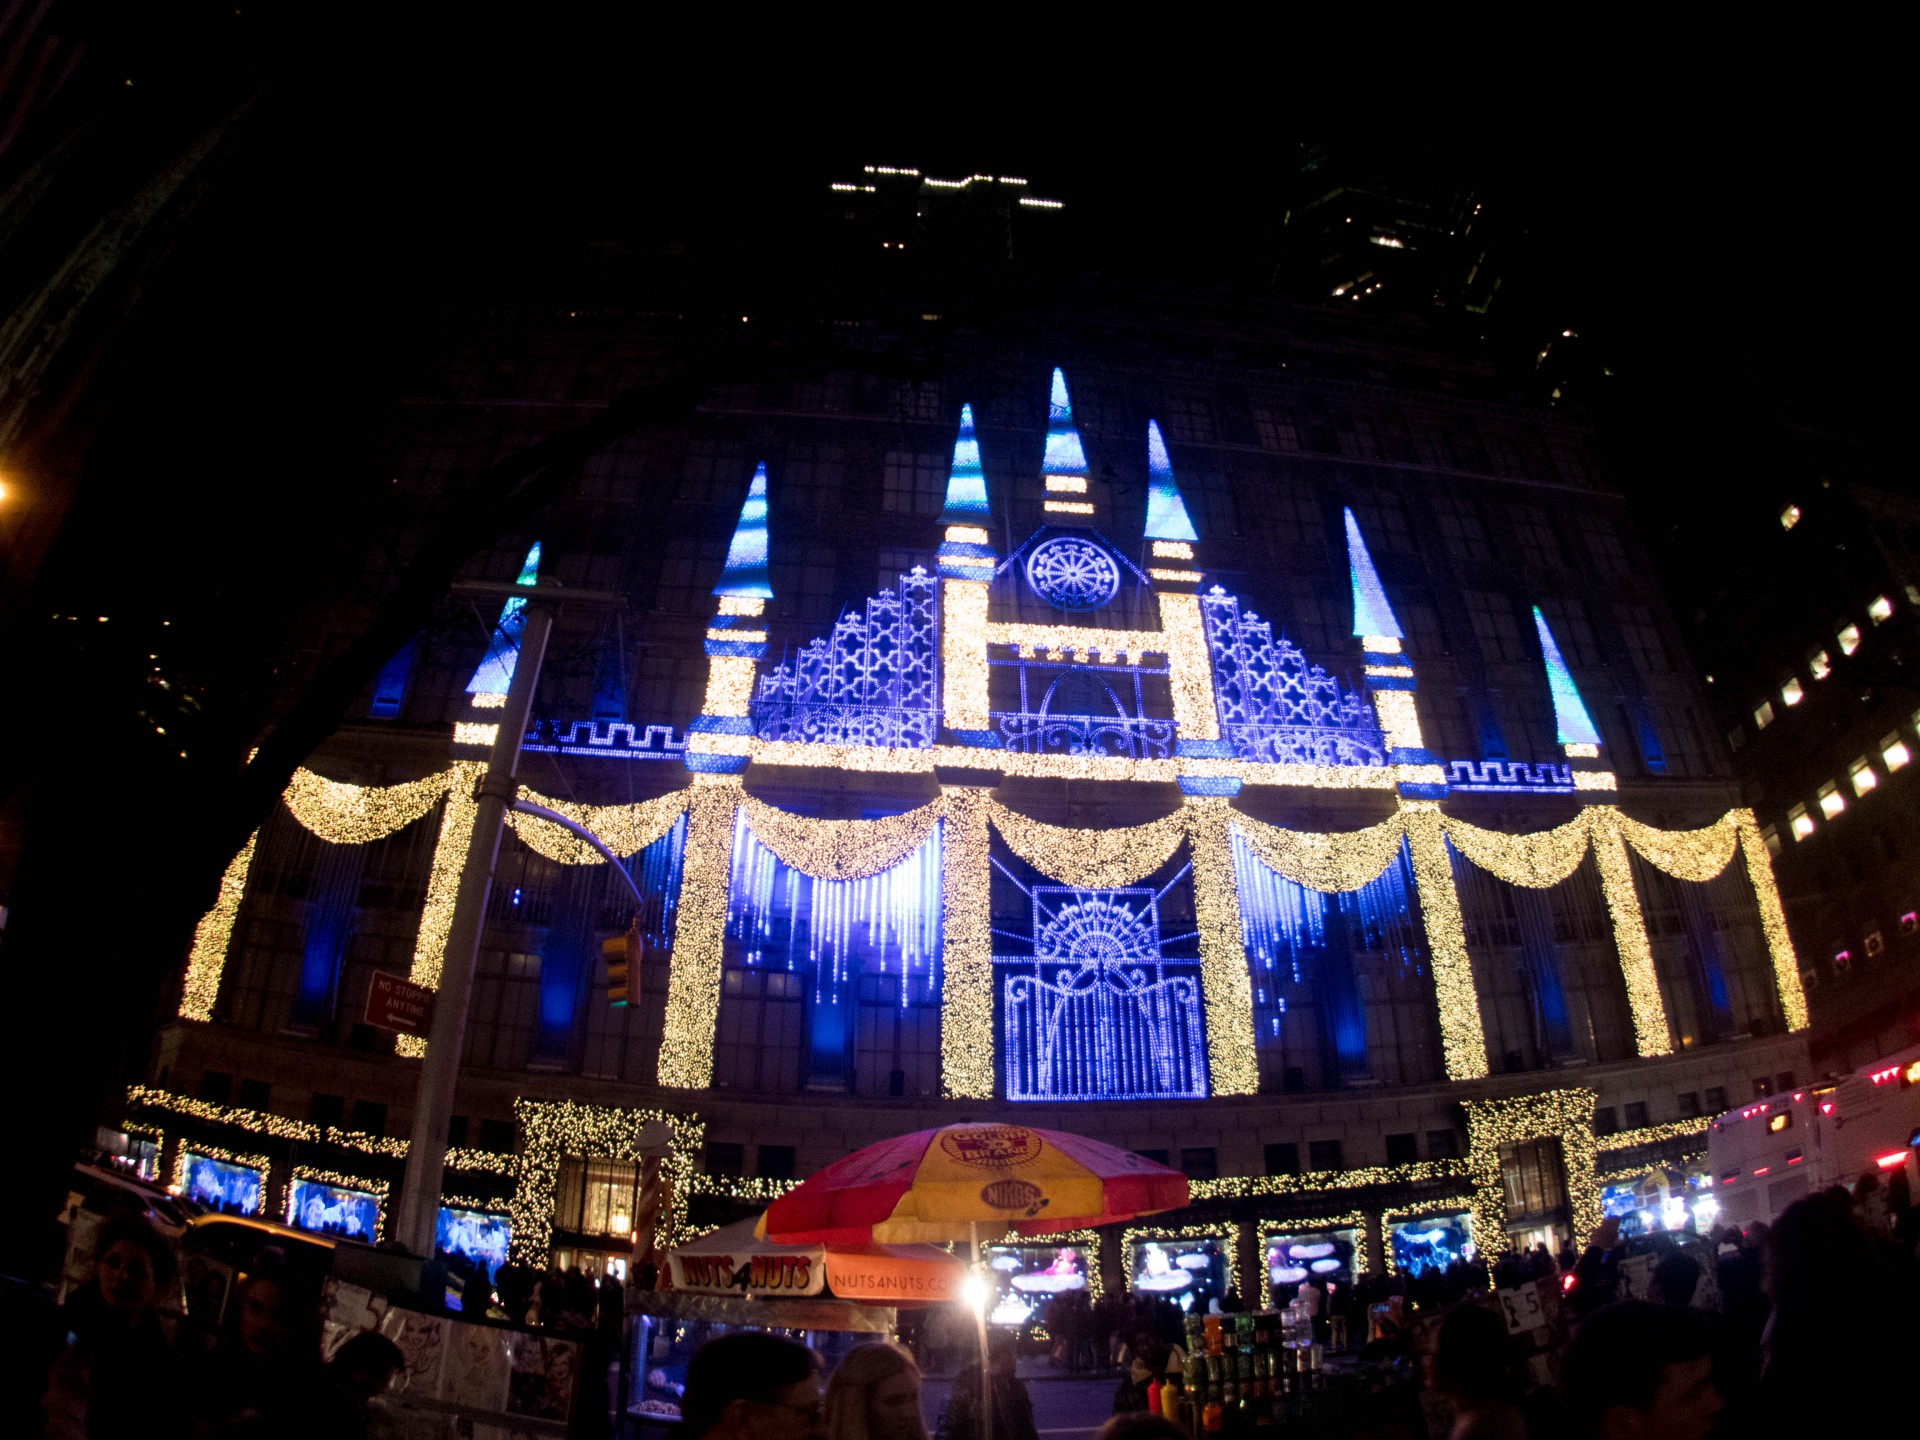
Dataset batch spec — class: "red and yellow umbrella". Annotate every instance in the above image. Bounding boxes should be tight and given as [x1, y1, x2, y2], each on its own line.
[759, 1122, 1188, 1246]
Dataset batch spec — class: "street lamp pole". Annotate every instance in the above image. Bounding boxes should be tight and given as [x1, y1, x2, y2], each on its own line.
[393, 599, 555, 1256]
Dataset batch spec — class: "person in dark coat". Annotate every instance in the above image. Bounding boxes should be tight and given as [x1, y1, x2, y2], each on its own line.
[43, 1216, 185, 1439]
[936, 1332, 1037, 1440]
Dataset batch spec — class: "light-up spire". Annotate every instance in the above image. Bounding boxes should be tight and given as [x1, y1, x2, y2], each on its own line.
[941, 403, 989, 521]
[712, 463, 773, 599]
[1533, 606, 1602, 747]
[1143, 420, 1199, 542]
[1343, 508, 1402, 640]
[466, 541, 542, 698]
[1040, 368, 1092, 517]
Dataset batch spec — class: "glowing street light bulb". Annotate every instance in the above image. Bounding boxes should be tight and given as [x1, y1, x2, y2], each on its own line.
[961, 1271, 989, 1315]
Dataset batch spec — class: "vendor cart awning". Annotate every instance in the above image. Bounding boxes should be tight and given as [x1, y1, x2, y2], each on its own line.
[667, 1216, 963, 1306]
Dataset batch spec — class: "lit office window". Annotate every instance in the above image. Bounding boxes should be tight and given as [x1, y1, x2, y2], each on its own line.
[1818, 782, 1845, 820]
[1881, 733, 1910, 771]
[1753, 700, 1775, 729]
[1781, 678, 1804, 707]
[1761, 824, 1782, 856]
[1789, 804, 1814, 840]
[1779, 504, 1801, 530]
[1808, 650, 1832, 680]
[1869, 595, 1895, 624]
[1850, 759, 1878, 796]
[1838, 623, 1862, 655]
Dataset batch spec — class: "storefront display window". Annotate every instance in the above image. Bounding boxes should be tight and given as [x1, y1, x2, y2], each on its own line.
[1128, 1235, 1227, 1310]
[1388, 1212, 1473, 1276]
[983, 1244, 1091, 1326]
[1264, 1228, 1358, 1303]
[181, 1152, 263, 1216]
[287, 1178, 379, 1240]
[438, 1207, 512, 1282]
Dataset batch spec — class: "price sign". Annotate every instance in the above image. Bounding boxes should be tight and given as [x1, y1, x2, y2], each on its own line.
[1497, 1282, 1546, 1333]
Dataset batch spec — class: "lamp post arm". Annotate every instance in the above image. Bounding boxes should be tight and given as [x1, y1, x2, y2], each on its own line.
[508, 799, 649, 913]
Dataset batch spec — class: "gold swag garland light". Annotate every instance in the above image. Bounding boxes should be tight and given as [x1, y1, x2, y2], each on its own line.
[742, 793, 945, 879]
[1230, 811, 1406, 893]
[282, 769, 452, 846]
[986, 802, 1187, 889]
[505, 787, 689, 865]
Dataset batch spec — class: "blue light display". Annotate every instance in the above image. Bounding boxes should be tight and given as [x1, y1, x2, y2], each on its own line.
[1532, 607, 1600, 746]
[994, 862, 1207, 1102]
[1025, 536, 1122, 610]
[1143, 421, 1199, 542]
[369, 638, 418, 718]
[725, 813, 943, 1005]
[941, 403, 990, 520]
[182, 1153, 263, 1216]
[289, 1177, 379, 1240]
[1042, 368, 1090, 481]
[712, 464, 773, 599]
[1343, 509, 1402, 639]
[1200, 589, 1386, 765]
[438, 1206, 512, 1281]
[1389, 1213, 1474, 1277]
[466, 542, 543, 698]
[522, 720, 687, 762]
[292, 844, 363, 1029]
[754, 569, 938, 747]
[1446, 759, 1574, 793]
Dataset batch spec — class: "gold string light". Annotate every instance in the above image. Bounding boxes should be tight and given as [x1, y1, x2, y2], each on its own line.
[1188, 1160, 1469, 1202]
[689, 1173, 800, 1202]
[940, 787, 996, 1098]
[1183, 798, 1261, 1096]
[173, 1142, 274, 1198]
[1462, 1089, 1600, 1260]
[986, 803, 1186, 888]
[282, 769, 451, 845]
[177, 834, 258, 1021]
[741, 794, 944, 879]
[1593, 1118, 1709, 1154]
[1609, 809, 1738, 883]
[1232, 812, 1406, 893]
[1440, 812, 1590, 889]
[1370, 689, 1427, 752]
[126, 1087, 414, 1157]
[1156, 592, 1222, 742]
[509, 1099, 703, 1265]
[398, 760, 487, 1057]
[505, 788, 688, 865]
[657, 781, 744, 1090]
[1400, 803, 1490, 1080]
[1586, 819, 1673, 1056]
[1734, 809, 1807, 1029]
[942, 580, 991, 730]
[700, 657, 759, 718]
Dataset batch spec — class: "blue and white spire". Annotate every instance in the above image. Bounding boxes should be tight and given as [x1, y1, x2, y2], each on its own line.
[466, 541, 542, 699]
[712, 463, 773, 600]
[1343, 508, 1403, 642]
[1533, 606, 1602, 749]
[1143, 421, 1199, 543]
[938, 403, 996, 581]
[1041, 367, 1094, 518]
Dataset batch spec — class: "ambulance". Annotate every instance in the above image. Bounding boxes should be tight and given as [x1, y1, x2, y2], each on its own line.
[1707, 1042, 1920, 1228]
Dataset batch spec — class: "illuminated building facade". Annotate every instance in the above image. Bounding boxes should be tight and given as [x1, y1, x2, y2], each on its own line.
[137, 282, 1808, 1284]
[1671, 473, 1920, 1075]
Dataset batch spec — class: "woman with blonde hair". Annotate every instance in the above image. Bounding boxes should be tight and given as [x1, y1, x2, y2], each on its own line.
[826, 1341, 929, 1440]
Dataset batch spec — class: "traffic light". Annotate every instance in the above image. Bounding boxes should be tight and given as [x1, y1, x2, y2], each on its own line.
[603, 919, 642, 1007]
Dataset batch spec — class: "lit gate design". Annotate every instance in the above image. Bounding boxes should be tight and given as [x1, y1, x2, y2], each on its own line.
[1000, 886, 1207, 1102]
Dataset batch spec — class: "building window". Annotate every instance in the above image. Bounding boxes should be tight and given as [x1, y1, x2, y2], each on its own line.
[349, 1100, 387, 1137]
[757, 1146, 796, 1180]
[1385, 1133, 1420, 1165]
[1704, 1087, 1728, 1112]
[1761, 824, 1781, 856]
[478, 1118, 515, 1152]
[1726, 726, 1746, 754]
[237, 1079, 271, 1111]
[1307, 1139, 1344, 1172]
[1623, 1101, 1650, 1129]
[310, 1093, 345, 1128]
[1616, 605, 1672, 673]
[1678, 1092, 1701, 1117]
[1779, 504, 1801, 530]
[1882, 733, 1911, 771]
[1509, 506, 1565, 569]
[881, 451, 946, 515]
[877, 548, 935, 593]
[553, 1157, 643, 1240]
[1163, 393, 1217, 444]
[1180, 1148, 1219, 1180]
[1776, 1071, 1797, 1091]
[1434, 498, 1494, 563]
[1865, 931, 1885, 957]
[198, 1071, 232, 1104]
[1425, 1129, 1461, 1159]
[1903, 911, 1919, 935]
[705, 1142, 744, 1176]
[1838, 622, 1862, 655]
[1464, 591, 1528, 662]
[1753, 700, 1775, 730]
[1264, 1143, 1301, 1175]
[1135, 1149, 1170, 1166]
[1809, 649, 1832, 680]
[1593, 1106, 1619, 1135]
[1788, 803, 1814, 841]
[1818, 782, 1845, 820]
[1850, 759, 1879, 797]
[1498, 1138, 1569, 1220]
[1869, 594, 1895, 624]
[1754, 1076, 1774, 1096]
[1780, 677, 1804, 707]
